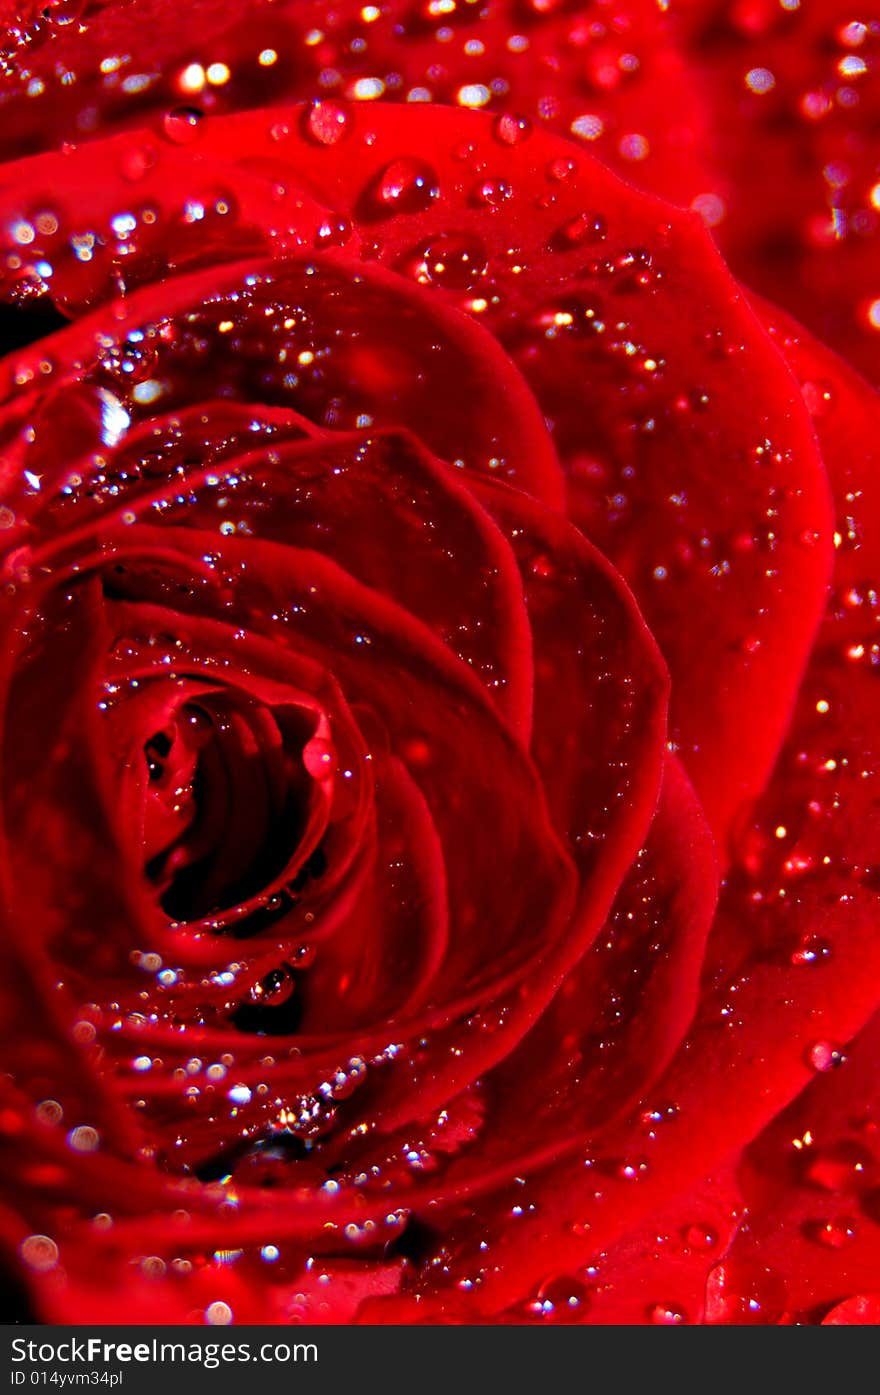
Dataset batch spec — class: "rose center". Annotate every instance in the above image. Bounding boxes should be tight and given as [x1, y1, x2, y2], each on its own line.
[139, 693, 326, 923]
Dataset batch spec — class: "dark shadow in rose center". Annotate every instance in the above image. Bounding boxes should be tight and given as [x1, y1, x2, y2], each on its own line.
[142, 699, 320, 924]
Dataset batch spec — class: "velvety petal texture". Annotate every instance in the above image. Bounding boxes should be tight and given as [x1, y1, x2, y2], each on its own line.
[0, 0, 878, 1329]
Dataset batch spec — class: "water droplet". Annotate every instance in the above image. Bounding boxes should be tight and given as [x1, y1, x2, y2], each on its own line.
[302, 100, 351, 146]
[412, 232, 487, 289]
[302, 737, 336, 780]
[808, 1217, 858, 1249]
[648, 1302, 687, 1324]
[248, 965, 296, 1007]
[120, 144, 158, 182]
[790, 934, 833, 967]
[100, 339, 159, 386]
[704, 1260, 787, 1325]
[806, 1040, 847, 1073]
[801, 380, 835, 418]
[683, 1223, 718, 1251]
[45, 0, 84, 24]
[525, 1275, 589, 1321]
[314, 216, 353, 250]
[35, 1099, 63, 1126]
[540, 294, 604, 337]
[615, 1157, 649, 1181]
[529, 553, 555, 580]
[805, 1140, 872, 1192]
[68, 1125, 100, 1153]
[823, 1294, 880, 1325]
[471, 178, 512, 207]
[551, 211, 607, 250]
[204, 1300, 233, 1325]
[366, 158, 440, 217]
[162, 108, 203, 145]
[494, 113, 532, 145]
[20, 1235, 59, 1272]
[547, 156, 578, 182]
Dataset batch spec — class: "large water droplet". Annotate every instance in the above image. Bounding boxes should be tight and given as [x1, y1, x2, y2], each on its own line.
[45, 0, 84, 24]
[412, 232, 487, 289]
[365, 158, 440, 218]
[302, 737, 336, 781]
[302, 100, 351, 147]
[249, 965, 296, 1008]
[162, 108, 203, 145]
[494, 113, 532, 145]
[19, 1235, 59, 1272]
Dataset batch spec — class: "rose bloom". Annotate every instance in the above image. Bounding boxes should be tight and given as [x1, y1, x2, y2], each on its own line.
[0, 0, 879, 1327]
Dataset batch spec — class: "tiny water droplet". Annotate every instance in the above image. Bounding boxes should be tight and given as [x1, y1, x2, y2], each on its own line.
[100, 339, 159, 386]
[790, 934, 833, 967]
[314, 216, 353, 250]
[683, 1223, 718, 1251]
[552, 211, 607, 250]
[529, 553, 554, 580]
[648, 1302, 687, 1325]
[547, 156, 578, 182]
[615, 1157, 649, 1182]
[806, 1040, 847, 1072]
[524, 1275, 589, 1321]
[471, 178, 512, 208]
[801, 380, 835, 417]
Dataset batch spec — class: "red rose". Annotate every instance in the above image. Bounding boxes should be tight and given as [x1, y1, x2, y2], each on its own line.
[1, 3, 879, 1327]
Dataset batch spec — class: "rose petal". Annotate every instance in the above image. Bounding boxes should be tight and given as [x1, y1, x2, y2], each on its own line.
[184, 100, 833, 843]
